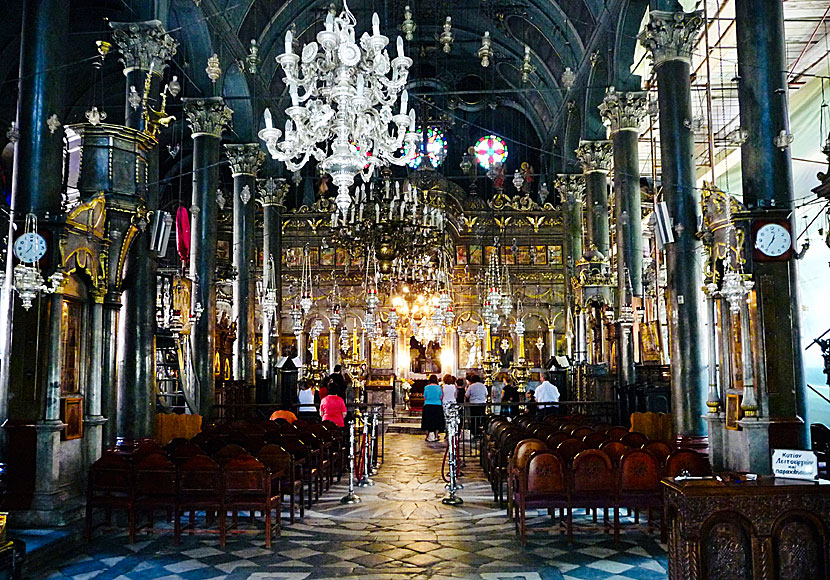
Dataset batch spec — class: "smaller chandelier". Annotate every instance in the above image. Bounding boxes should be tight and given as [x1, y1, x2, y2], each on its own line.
[721, 268, 754, 314]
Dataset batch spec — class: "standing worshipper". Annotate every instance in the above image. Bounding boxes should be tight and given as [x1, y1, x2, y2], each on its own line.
[501, 376, 520, 418]
[465, 375, 488, 435]
[421, 374, 445, 442]
[297, 379, 319, 421]
[534, 371, 561, 417]
[320, 388, 348, 427]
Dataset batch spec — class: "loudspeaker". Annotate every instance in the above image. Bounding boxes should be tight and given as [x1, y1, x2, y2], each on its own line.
[654, 201, 674, 246]
[149, 210, 173, 256]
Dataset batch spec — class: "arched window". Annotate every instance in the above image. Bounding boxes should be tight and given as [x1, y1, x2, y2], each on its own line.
[406, 127, 447, 169]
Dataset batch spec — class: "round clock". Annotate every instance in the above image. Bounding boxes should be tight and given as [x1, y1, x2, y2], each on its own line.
[754, 223, 792, 257]
[13, 232, 47, 263]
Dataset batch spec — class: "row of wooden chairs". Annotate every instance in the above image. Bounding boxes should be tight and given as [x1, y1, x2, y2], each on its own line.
[85, 451, 280, 547]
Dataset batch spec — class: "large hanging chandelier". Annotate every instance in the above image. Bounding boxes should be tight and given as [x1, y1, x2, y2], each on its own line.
[259, 2, 419, 206]
[328, 170, 446, 272]
[481, 240, 513, 329]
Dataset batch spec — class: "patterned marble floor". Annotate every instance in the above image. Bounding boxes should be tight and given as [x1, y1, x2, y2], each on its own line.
[36, 433, 668, 580]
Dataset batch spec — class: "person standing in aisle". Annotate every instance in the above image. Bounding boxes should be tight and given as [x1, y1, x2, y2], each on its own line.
[421, 374, 445, 442]
[534, 371, 561, 417]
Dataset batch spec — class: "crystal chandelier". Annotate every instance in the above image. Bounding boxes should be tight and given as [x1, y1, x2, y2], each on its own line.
[481, 241, 513, 329]
[328, 171, 446, 273]
[259, 2, 419, 206]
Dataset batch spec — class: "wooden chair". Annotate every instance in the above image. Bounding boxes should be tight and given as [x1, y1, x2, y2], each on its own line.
[665, 449, 710, 478]
[221, 455, 277, 547]
[506, 438, 547, 519]
[599, 441, 629, 468]
[174, 455, 222, 545]
[545, 432, 569, 450]
[560, 423, 580, 435]
[620, 431, 649, 448]
[606, 426, 629, 441]
[85, 453, 134, 541]
[514, 451, 568, 545]
[556, 438, 587, 467]
[642, 441, 673, 466]
[131, 453, 177, 543]
[571, 426, 594, 440]
[568, 449, 616, 543]
[257, 444, 304, 523]
[615, 449, 662, 543]
[278, 437, 317, 507]
[169, 441, 206, 465]
[491, 431, 525, 506]
[213, 444, 251, 465]
[582, 432, 609, 449]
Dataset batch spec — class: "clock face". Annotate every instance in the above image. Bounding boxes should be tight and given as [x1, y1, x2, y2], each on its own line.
[754, 223, 791, 257]
[13, 232, 47, 263]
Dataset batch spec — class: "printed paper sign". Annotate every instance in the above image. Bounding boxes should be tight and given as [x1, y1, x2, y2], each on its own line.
[772, 449, 818, 481]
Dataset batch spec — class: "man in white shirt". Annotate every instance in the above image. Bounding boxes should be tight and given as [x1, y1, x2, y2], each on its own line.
[534, 371, 560, 417]
[465, 375, 488, 434]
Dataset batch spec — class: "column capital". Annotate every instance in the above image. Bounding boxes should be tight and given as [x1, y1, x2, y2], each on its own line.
[599, 88, 648, 134]
[183, 97, 233, 139]
[258, 177, 290, 207]
[109, 20, 178, 75]
[554, 174, 585, 205]
[224, 143, 265, 177]
[639, 10, 704, 67]
[575, 140, 613, 174]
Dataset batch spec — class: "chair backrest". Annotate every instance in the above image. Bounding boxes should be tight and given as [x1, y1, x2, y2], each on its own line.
[213, 444, 251, 464]
[556, 438, 587, 465]
[600, 441, 629, 467]
[811, 423, 830, 454]
[278, 437, 310, 460]
[256, 444, 293, 477]
[90, 452, 132, 493]
[169, 441, 206, 463]
[606, 426, 629, 440]
[571, 449, 614, 492]
[619, 449, 661, 492]
[665, 449, 710, 477]
[511, 439, 547, 472]
[177, 455, 222, 494]
[642, 441, 673, 465]
[525, 451, 566, 494]
[591, 422, 612, 433]
[545, 432, 569, 450]
[560, 423, 579, 435]
[582, 432, 609, 449]
[223, 455, 268, 495]
[571, 426, 594, 440]
[621, 431, 649, 448]
[134, 453, 176, 495]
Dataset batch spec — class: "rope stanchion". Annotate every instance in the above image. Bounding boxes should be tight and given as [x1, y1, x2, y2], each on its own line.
[369, 406, 379, 475]
[442, 402, 463, 506]
[340, 417, 361, 504]
[357, 411, 374, 487]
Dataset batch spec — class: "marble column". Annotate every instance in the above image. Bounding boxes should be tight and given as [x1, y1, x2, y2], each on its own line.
[109, 20, 177, 131]
[555, 174, 586, 363]
[100, 292, 121, 446]
[258, 178, 288, 385]
[0, 0, 69, 455]
[225, 144, 264, 383]
[184, 98, 233, 418]
[575, 141, 613, 258]
[640, 10, 708, 442]
[600, 89, 648, 388]
[84, 291, 107, 465]
[735, 0, 806, 448]
[110, 20, 177, 439]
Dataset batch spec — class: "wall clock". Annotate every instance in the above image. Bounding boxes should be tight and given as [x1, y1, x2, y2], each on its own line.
[13, 232, 48, 264]
[751, 219, 793, 261]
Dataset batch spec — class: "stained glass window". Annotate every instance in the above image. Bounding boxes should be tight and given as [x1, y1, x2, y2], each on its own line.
[474, 135, 508, 169]
[405, 127, 447, 169]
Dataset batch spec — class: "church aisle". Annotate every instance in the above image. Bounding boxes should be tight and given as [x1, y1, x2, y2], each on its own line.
[39, 433, 667, 580]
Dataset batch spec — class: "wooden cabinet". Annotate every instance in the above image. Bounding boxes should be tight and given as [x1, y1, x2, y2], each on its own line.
[662, 477, 830, 580]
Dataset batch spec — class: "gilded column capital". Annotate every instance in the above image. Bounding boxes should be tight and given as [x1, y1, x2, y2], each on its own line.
[109, 20, 178, 75]
[639, 10, 704, 67]
[599, 88, 648, 134]
[575, 140, 613, 174]
[258, 177, 289, 207]
[183, 97, 233, 139]
[554, 174, 585, 205]
[225, 143, 265, 177]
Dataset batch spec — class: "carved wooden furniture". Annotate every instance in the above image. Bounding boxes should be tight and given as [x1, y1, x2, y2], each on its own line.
[85, 453, 134, 541]
[662, 477, 830, 580]
[514, 451, 568, 544]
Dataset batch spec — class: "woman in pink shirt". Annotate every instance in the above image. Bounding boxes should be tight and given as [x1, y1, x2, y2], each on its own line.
[320, 393, 347, 427]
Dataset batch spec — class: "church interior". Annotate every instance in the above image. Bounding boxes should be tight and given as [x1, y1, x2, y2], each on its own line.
[1, 0, 830, 578]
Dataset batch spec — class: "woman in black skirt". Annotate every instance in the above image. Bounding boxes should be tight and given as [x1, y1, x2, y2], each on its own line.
[420, 374, 445, 441]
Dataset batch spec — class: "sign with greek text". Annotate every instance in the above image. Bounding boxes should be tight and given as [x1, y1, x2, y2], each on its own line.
[772, 449, 818, 481]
